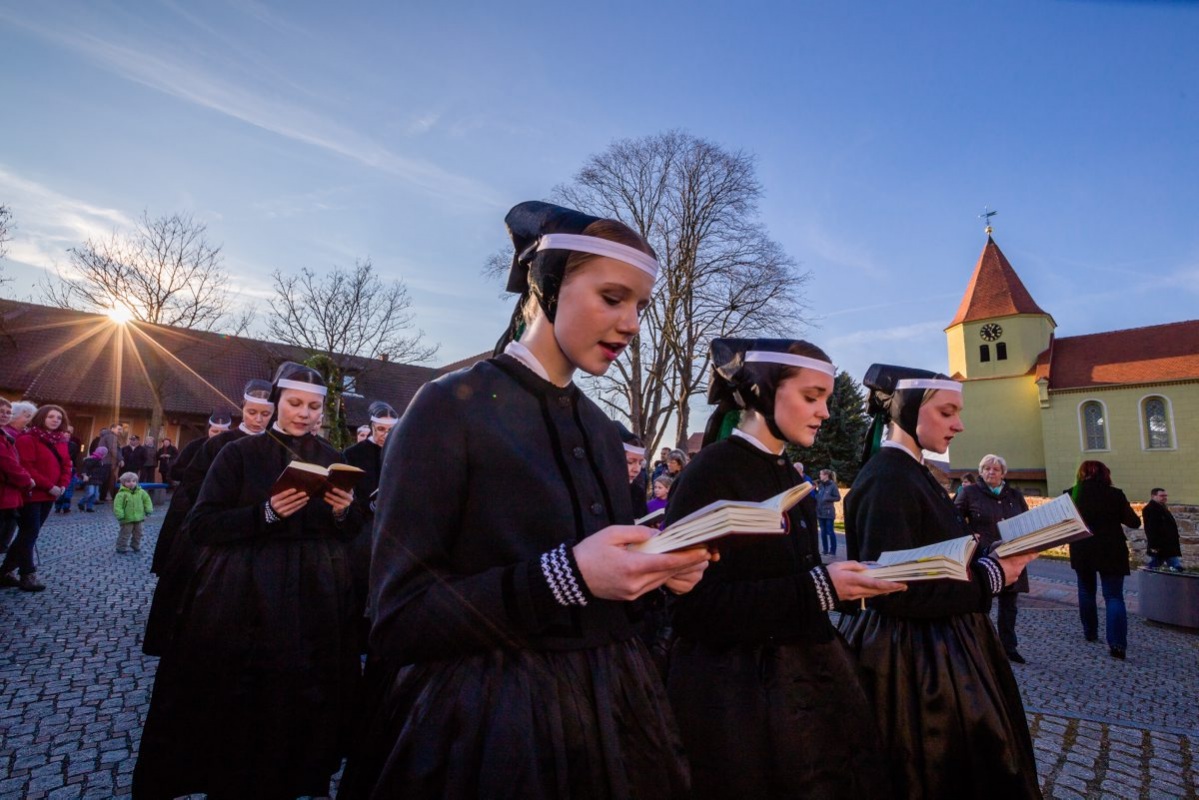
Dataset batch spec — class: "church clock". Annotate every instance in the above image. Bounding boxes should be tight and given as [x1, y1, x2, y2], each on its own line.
[979, 323, 1003, 342]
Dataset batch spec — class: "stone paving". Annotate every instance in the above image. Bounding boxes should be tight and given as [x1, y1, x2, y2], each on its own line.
[2, 511, 1197, 799]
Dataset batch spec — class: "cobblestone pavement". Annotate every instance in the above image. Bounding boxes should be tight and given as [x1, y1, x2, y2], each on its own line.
[2, 513, 1196, 799]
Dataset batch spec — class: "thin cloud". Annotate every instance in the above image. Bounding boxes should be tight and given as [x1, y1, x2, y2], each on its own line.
[1, 10, 505, 210]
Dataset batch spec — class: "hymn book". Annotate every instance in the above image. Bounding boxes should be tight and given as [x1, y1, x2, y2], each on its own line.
[630, 483, 813, 554]
[992, 494, 1091, 557]
[635, 507, 667, 527]
[270, 461, 364, 497]
[865, 535, 978, 582]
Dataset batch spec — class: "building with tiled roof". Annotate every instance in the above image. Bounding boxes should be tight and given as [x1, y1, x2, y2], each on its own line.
[0, 299, 454, 450]
[944, 236, 1199, 503]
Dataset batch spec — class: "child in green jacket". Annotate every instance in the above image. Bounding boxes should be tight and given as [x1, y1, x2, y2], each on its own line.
[114, 472, 153, 553]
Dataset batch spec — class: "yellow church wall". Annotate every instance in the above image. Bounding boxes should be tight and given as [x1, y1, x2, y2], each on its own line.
[952, 375, 1046, 477]
[946, 315, 1054, 380]
[1041, 383, 1199, 505]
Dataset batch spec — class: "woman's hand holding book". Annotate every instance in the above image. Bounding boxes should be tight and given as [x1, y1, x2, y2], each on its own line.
[269, 487, 309, 518]
[827, 561, 907, 601]
[574, 526, 715, 601]
[996, 551, 1038, 586]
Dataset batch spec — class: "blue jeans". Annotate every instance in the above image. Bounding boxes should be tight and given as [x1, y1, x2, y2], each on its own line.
[77, 484, 99, 511]
[1075, 570, 1126, 650]
[1146, 555, 1184, 571]
[818, 517, 837, 555]
[54, 478, 77, 510]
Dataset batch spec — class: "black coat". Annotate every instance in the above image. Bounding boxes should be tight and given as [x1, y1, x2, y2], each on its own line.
[133, 429, 364, 799]
[1068, 479, 1141, 576]
[1143, 500, 1181, 559]
[955, 481, 1030, 594]
[664, 435, 887, 798]
[341, 356, 687, 800]
[838, 447, 1040, 799]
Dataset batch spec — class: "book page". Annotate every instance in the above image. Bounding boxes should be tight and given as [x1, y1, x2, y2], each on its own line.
[875, 535, 975, 567]
[997, 494, 1084, 542]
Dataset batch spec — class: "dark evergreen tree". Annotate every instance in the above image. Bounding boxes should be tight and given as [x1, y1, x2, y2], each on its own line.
[787, 370, 869, 486]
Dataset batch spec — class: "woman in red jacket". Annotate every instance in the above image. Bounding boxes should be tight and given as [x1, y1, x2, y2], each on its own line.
[0, 398, 35, 561]
[1, 404, 72, 592]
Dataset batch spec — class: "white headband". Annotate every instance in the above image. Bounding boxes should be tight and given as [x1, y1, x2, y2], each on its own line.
[370, 416, 399, 426]
[623, 443, 646, 458]
[276, 378, 328, 397]
[209, 421, 231, 430]
[744, 351, 836, 377]
[537, 233, 659, 280]
[243, 394, 275, 407]
[895, 378, 963, 393]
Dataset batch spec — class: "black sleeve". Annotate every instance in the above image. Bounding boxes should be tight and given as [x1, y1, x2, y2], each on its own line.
[170, 440, 201, 481]
[368, 381, 565, 664]
[666, 456, 829, 642]
[1117, 490, 1141, 530]
[852, 475, 992, 619]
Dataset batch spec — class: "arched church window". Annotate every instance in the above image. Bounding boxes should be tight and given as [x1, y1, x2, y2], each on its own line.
[1081, 401, 1107, 450]
[1142, 396, 1171, 449]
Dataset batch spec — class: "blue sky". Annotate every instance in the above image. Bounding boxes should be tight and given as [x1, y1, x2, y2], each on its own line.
[2, 0, 1197, 401]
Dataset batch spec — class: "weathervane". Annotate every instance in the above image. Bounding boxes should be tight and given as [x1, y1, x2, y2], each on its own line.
[979, 206, 998, 235]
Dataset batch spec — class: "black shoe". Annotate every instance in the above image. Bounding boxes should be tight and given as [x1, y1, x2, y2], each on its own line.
[1084, 635, 1098, 643]
[1006, 650, 1027, 664]
[0, 570, 19, 589]
[18, 572, 45, 592]
[86, 508, 95, 513]
[1109, 647, 1126, 660]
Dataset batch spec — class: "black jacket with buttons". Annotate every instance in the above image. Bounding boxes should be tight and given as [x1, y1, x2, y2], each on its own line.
[369, 356, 640, 665]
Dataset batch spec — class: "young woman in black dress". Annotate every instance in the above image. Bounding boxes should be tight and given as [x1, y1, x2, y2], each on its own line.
[837, 364, 1041, 799]
[133, 363, 364, 799]
[664, 338, 903, 799]
[341, 201, 712, 799]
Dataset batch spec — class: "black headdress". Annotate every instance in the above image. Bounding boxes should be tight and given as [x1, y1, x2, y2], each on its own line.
[494, 201, 659, 355]
[242, 379, 274, 407]
[368, 400, 399, 427]
[617, 424, 646, 458]
[208, 409, 232, 431]
[860, 363, 962, 465]
[702, 338, 835, 448]
[269, 361, 327, 406]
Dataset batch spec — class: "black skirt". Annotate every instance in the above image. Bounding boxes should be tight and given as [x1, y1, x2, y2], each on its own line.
[133, 536, 360, 800]
[837, 609, 1042, 799]
[341, 639, 689, 800]
[667, 635, 890, 799]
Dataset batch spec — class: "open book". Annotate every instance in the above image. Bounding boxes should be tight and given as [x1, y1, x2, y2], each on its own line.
[635, 507, 667, 528]
[630, 483, 812, 554]
[866, 535, 977, 582]
[270, 460, 364, 497]
[993, 494, 1091, 557]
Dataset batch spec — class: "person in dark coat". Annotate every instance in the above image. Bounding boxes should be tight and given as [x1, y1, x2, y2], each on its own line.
[955, 453, 1031, 663]
[815, 468, 841, 555]
[97, 422, 123, 502]
[1143, 488, 1182, 571]
[0, 399, 34, 564]
[142, 387, 273, 657]
[53, 425, 83, 513]
[155, 438, 178, 484]
[122, 435, 147, 478]
[76, 448, 110, 512]
[340, 202, 711, 799]
[132, 363, 364, 799]
[665, 339, 901, 799]
[618, 427, 649, 520]
[838, 365, 1042, 799]
[342, 399, 400, 648]
[1068, 460, 1141, 659]
[148, 410, 232, 578]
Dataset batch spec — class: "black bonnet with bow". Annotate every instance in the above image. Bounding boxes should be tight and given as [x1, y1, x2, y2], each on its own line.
[860, 363, 962, 465]
[703, 338, 836, 448]
[494, 201, 659, 355]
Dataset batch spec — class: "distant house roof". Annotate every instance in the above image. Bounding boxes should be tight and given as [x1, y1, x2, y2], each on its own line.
[437, 350, 493, 375]
[1035, 320, 1199, 391]
[0, 300, 445, 425]
[948, 237, 1052, 327]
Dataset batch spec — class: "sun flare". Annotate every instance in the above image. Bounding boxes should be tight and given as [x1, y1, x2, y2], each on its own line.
[106, 306, 133, 324]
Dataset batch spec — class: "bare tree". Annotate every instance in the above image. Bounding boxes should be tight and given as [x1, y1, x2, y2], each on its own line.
[0, 204, 12, 284]
[266, 258, 438, 367]
[552, 131, 810, 450]
[41, 211, 239, 331]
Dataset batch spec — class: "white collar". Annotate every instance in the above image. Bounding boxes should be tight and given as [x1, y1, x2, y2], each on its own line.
[882, 439, 922, 463]
[732, 428, 785, 456]
[238, 423, 265, 436]
[272, 421, 309, 437]
[504, 340, 570, 387]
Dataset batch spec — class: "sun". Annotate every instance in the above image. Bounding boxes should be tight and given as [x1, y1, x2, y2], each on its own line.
[106, 306, 133, 324]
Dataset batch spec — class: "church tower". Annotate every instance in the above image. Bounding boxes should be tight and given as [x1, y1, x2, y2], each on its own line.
[945, 232, 1055, 492]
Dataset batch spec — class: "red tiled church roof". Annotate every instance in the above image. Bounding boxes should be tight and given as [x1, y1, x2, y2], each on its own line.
[1037, 320, 1199, 390]
[948, 237, 1051, 327]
